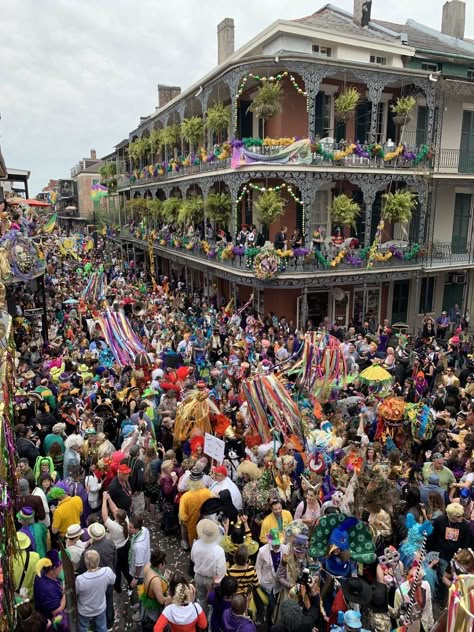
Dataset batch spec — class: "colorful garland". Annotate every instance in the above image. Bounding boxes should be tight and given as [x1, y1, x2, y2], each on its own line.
[127, 139, 434, 183]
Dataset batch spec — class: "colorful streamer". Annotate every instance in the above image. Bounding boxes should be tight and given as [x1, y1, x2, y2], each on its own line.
[80, 271, 106, 304]
[97, 306, 146, 366]
[242, 373, 303, 444]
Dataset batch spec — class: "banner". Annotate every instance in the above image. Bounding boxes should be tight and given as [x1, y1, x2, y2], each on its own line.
[231, 138, 313, 169]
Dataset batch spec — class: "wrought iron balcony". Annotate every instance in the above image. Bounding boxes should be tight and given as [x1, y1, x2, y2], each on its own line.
[424, 242, 474, 267]
[117, 140, 432, 189]
[436, 149, 474, 174]
[119, 228, 424, 276]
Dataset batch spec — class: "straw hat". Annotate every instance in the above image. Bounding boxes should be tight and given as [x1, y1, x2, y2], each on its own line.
[196, 519, 220, 544]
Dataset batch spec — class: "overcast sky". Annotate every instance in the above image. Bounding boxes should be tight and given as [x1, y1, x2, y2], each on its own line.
[2, 0, 472, 195]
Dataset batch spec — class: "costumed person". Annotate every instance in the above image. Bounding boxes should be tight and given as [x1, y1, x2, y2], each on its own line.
[16, 506, 48, 559]
[33, 456, 56, 485]
[13, 532, 40, 600]
[393, 563, 434, 632]
[33, 550, 68, 630]
[259, 499, 293, 544]
[178, 467, 213, 548]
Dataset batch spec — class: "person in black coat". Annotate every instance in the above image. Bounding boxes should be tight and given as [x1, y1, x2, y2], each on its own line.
[273, 226, 287, 251]
[15, 424, 41, 468]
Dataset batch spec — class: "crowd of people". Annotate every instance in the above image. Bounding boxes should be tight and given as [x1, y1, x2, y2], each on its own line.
[8, 226, 474, 632]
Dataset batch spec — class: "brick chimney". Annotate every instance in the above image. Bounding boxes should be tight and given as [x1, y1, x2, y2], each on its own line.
[442, 0, 465, 39]
[217, 18, 235, 64]
[353, 0, 372, 27]
[157, 85, 182, 108]
[90, 149, 97, 159]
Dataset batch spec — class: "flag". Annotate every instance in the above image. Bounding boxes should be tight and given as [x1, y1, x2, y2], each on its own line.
[41, 212, 57, 233]
[90, 183, 108, 201]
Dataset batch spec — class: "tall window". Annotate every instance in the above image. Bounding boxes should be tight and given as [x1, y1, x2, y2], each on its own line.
[314, 92, 332, 138]
[392, 280, 410, 323]
[452, 193, 471, 254]
[419, 277, 435, 314]
[460, 110, 474, 173]
[312, 190, 331, 235]
[355, 101, 385, 143]
[416, 106, 428, 146]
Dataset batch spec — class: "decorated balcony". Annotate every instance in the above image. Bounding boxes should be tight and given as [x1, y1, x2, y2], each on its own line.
[120, 226, 424, 284]
[117, 137, 433, 189]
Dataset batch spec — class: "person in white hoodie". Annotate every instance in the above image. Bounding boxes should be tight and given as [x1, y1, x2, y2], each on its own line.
[255, 528, 288, 620]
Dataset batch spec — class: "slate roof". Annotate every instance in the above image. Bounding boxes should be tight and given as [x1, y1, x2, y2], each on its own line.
[293, 4, 399, 43]
[374, 19, 474, 58]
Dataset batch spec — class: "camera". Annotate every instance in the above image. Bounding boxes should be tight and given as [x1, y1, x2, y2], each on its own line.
[297, 568, 311, 586]
[216, 511, 227, 524]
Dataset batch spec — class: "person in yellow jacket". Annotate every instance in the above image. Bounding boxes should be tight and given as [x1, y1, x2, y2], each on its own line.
[13, 532, 40, 599]
[259, 499, 293, 544]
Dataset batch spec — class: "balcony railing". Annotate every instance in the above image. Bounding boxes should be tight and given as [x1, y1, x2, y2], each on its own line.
[119, 228, 423, 275]
[436, 149, 474, 174]
[425, 242, 474, 266]
[117, 140, 432, 189]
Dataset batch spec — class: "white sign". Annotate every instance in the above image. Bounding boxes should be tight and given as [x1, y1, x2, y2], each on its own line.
[204, 433, 225, 464]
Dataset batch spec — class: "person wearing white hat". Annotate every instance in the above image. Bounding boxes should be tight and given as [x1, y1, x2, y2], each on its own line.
[191, 518, 227, 617]
[77, 523, 117, 631]
[65, 524, 86, 571]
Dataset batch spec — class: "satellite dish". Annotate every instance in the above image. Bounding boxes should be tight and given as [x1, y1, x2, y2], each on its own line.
[333, 287, 345, 301]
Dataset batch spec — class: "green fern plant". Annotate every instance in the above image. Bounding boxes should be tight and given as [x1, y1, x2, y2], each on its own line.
[248, 81, 283, 121]
[330, 194, 361, 229]
[206, 103, 230, 142]
[146, 199, 163, 225]
[150, 129, 162, 155]
[391, 96, 416, 117]
[128, 140, 141, 165]
[178, 195, 204, 225]
[161, 197, 181, 223]
[161, 125, 181, 149]
[125, 197, 148, 214]
[382, 190, 417, 224]
[181, 117, 204, 151]
[205, 193, 232, 223]
[254, 190, 285, 226]
[334, 87, 359, 115]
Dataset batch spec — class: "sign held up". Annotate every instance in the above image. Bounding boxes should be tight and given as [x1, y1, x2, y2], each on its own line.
[204, 433, 225, 464]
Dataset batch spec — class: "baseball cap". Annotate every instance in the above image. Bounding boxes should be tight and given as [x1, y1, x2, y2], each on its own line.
[428, 474, 440, 485]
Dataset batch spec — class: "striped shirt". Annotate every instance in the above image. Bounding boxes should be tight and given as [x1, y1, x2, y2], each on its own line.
[227, 564, 259, 595]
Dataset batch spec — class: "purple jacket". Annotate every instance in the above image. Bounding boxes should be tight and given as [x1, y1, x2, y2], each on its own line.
[222, 610, 256, 632]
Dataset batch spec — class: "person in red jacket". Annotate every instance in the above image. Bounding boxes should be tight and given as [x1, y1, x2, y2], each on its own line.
[154, 575, 207, 632]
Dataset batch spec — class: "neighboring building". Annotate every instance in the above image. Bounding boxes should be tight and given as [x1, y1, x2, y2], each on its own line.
[2, 168, 30, 198]
[106, 0, 474, 330]
[71, 149, 102, 221]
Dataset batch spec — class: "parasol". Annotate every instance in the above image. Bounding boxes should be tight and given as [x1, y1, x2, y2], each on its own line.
[63, 298, 78, 305]
[8, 197, 50, 207]
[359, 364, 393, 388]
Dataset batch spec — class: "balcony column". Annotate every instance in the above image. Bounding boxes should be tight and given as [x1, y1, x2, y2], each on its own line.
[200, 181, 211, 237]
[412, 78, 437, 145]
[411, 176, 429, 244]
[227, 174, 248, 238]
[359, 183, 378, 248]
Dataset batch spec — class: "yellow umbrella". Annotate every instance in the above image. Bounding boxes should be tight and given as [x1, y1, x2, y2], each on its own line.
[359, 364, 393, 387]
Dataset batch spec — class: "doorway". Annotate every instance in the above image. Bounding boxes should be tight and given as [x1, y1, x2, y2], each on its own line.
[332, 292, 350, 328]
[307, 292, 329, 328]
